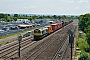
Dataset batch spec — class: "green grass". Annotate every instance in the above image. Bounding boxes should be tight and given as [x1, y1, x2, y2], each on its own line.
[0, 30, 29, 39]
[0, 38, 18, 47]
[0, 30, 29, 46]
[75, 51, 81, 57]
[0, 40, 11, 46]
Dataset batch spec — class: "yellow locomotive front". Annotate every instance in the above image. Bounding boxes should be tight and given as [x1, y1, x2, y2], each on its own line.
[34, 27, 48, 40]
[34, 29, 42, 36]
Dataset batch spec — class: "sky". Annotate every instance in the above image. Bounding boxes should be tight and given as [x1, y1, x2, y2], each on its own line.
[0, 0, 90, 15]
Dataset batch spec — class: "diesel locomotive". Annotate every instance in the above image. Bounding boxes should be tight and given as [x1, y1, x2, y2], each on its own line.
[34, 20, 73, 40]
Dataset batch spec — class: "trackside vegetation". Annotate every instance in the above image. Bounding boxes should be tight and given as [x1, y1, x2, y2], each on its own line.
[0, 30, 29, 46]
[0, 13, 78, 22]
[77, 13, 90, 60]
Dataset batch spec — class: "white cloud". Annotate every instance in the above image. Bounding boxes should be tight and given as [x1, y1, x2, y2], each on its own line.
[30, 6, 36, 8]
[37, 0, 53, 1]
[24, 7, 28, 8]
[58, 7, 62, 9]
[87, 7, 90, 9]
[76, 7, 80, 10]
[41, 10, 45, 12]
[23, 6, 36, 9]
[67, 1, 74, 3]
[62, 0, 66, 2]
[50, 0, 53, 1]
[78, 0, 88, 3]
[7, 6, 11, 8]
[76, 7, 80, 9]
[57, 0, 75, 3]
[9, 0, 25, 1]
[0, 0, 90, 15]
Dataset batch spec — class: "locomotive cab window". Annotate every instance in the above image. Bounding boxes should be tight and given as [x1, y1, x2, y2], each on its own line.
[34, 29, 40, 33]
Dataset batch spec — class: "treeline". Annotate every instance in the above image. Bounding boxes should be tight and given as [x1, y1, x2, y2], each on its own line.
[78, 13, 90, 60]
[79, 13, 90, 33]
[0, 13, 78, 22]
[79, 13, 90, 46]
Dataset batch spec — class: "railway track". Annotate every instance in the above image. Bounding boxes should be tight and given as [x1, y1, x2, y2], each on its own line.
[52, 23, 77, 60]
[25, 34, 67, 60]
[0, 22, 75, 60]
[52, 37, 69, 60]
[21, 23, 74, 60]
[0, 36, 33, 51]
[0, 36, 34, 59]
[61, 25, 78, 60]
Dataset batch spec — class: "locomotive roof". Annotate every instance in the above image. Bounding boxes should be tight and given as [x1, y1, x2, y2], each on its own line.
[45, 25, 51, 27]
[35, 27, 48, 31]
[51, 24, 57, 25]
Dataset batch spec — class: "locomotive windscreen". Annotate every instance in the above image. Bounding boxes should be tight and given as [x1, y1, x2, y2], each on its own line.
[34, 29, 40, 33]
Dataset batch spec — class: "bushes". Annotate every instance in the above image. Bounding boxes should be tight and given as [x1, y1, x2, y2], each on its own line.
[77, 32, 90, 60]
[76, 32, 89, 53]
[78, 13, 90, 60]
[78, 51, 90, 60]
[76, 39, 89, 52]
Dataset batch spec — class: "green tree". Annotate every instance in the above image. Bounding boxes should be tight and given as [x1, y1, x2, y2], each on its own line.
[57, 16, 61, 20]
[14, 14, 18, 17]
[0, 13, 5, 18]
[62, 15, 66, 19]
[28, 17, 32, 21]
[53, 15, 57, 19]
[79, 13, 90, 33]
[86, 26, 90, 47]
[8, 14, 10, 16]
[13, 17, 17, 21]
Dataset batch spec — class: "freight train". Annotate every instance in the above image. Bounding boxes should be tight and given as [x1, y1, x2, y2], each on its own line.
[34, 20, 73, 40]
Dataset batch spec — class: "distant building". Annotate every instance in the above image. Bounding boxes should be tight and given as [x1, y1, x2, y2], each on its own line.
[35, 19, 50, 25]
[18, 24, 32, 29]
[16, 19, 30, 23]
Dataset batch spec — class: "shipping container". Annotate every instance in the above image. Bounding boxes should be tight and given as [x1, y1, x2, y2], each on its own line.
[51, 24, 58, 31]
[45, 26, 52, 33]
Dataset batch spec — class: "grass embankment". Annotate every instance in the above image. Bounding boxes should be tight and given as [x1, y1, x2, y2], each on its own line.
[0, 30, 29, 39]
[0, 30, 29, 46]
[75, 31, 90, 60]
[0, 39, 17, 46]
